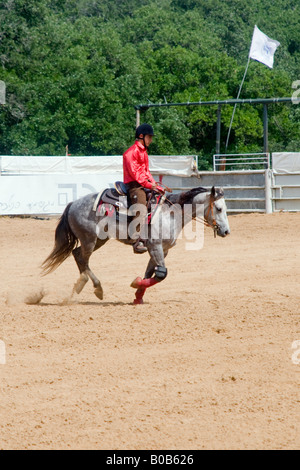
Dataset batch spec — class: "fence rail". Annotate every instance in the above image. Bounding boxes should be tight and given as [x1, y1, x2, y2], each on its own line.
[271, 172, 300, 211]
[213, 153, 270, 171]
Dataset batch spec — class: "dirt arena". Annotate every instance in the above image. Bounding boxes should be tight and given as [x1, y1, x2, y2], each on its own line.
[0, 212, 299, 450]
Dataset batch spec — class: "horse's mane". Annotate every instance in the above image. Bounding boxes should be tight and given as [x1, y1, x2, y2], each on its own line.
[167, 186, 224, 206]
[167, 187, 208, 206]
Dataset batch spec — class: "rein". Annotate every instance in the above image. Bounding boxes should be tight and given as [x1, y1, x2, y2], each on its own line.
[162, 192, 219, 238]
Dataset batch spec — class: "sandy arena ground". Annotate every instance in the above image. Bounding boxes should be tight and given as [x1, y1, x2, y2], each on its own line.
[0, 212, 299, 450]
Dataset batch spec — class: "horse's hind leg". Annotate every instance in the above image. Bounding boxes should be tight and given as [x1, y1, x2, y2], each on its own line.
[72, 238, 107, 300]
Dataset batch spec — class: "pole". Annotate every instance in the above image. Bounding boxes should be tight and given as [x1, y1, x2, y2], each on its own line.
[263, 103, 269, 153]
[216, 104, 221, 155]
[136, 109, 140, 128]
[135, 97, 295, 111]
[225, 56, 251, 151]
[265, 168, 272, 213]
[263, 104, 271, 213]
[216, 105, 227, 170]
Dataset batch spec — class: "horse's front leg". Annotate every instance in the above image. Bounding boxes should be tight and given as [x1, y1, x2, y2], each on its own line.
[131, 244, 168, 304]
[130, 258, 156, 304]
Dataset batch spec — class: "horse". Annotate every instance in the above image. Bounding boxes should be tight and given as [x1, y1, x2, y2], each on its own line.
[41, 185, 230, 304]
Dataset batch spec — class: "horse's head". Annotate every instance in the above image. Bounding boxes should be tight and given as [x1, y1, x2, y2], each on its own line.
[206, 186, 230, 237]
[176, 186, 230, 238]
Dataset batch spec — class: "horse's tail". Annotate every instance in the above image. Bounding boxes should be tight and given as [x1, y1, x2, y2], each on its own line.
[41, 203, 78, 275]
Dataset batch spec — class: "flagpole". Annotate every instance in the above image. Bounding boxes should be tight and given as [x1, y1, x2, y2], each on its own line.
[225, 55, 251, 151]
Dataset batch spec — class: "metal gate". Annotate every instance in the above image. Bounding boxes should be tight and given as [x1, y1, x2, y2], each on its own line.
[272, 172, 300, 212]
[159, 169, 271, 214]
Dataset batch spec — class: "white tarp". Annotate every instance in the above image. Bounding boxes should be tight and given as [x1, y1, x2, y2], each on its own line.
[0, 155, 197, 215]
[149, 155, 196, 176]
[0, 156, 123, 175]
[0, 155, 196, 177]
[0, 174, 115, 215]
[272, 152, 300, 173]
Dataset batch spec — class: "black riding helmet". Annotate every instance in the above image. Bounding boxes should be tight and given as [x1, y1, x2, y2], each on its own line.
[135, 123, 155, 139]
[135, 123, 154, 150]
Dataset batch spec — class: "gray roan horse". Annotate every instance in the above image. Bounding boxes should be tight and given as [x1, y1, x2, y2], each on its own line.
[42, 185, 230, 304]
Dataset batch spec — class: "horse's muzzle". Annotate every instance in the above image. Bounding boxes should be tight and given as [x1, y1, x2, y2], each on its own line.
[217, 228, 230, 237]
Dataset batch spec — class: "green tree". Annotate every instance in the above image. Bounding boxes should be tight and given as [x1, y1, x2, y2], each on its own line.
[0, 0, 299, 165]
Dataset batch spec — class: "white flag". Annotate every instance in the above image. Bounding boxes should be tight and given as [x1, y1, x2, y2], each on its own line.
[249, 25, 280, 68]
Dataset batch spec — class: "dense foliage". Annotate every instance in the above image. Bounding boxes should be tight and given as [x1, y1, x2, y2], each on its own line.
[0, 0, 299, 168]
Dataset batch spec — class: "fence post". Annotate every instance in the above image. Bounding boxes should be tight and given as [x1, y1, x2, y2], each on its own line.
[136, 109, 140, 128]
[265, 169, 272, 213]
[216, 105, 221, 155]
[263, 104, 269, 154]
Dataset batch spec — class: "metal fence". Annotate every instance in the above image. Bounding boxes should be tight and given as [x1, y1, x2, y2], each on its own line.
[213, 153, 270, 171]
[272, 172, 300, 212]
[211, 153, 300, 212]
[159, 169, 271, 214]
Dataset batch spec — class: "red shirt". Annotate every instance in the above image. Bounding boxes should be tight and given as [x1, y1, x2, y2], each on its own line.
[123, 140, 156, 189]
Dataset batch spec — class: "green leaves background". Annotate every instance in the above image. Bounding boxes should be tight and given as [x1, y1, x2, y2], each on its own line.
[0, 0, 299, 167]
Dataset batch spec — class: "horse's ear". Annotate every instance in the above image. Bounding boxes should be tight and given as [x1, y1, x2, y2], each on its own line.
[211, 186, 216, 197]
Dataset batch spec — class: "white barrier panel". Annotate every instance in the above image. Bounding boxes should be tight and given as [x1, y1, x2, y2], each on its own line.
[0, 173, 120, 215]
[272, 152, 300, 173]
[0, 155, 197, 215]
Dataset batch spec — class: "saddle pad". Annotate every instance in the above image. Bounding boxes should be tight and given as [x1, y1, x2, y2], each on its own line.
[92, 189, 106, 212]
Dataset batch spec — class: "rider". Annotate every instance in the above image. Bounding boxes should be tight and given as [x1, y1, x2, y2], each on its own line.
[123, 123, 165, 253]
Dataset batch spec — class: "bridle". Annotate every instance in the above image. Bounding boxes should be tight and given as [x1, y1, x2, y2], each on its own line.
[157, 185, 221, 238]
[204, 196, 219, 238]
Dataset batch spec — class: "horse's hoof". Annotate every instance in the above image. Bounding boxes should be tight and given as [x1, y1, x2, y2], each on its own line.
[73, 273, 89, 294]
[94, 285, 103, 300]
[130, 277, 142, 289]
[133, 298, 144, 305]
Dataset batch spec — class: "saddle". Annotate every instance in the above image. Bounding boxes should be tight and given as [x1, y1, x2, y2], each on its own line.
[94, 181, 162, 223]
